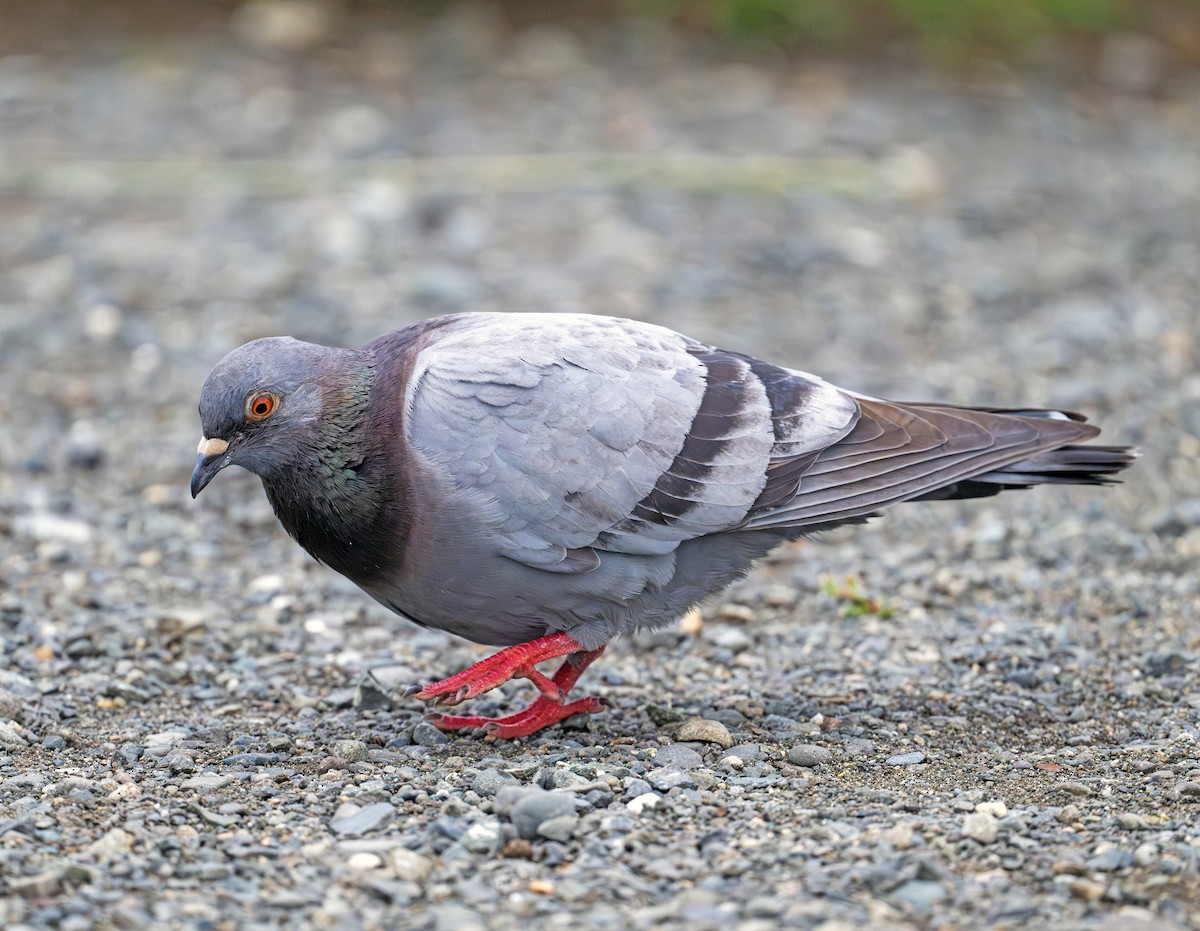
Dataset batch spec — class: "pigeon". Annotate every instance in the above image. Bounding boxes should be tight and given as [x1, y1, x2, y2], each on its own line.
[191, 312, 1135, 739]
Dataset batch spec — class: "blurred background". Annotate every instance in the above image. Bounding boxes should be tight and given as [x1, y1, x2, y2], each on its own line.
[1, 0, 1197, 508]
[0, 0, 1197, 469]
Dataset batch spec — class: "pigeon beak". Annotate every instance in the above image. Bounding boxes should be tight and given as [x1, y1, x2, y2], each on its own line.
[191, 436, 231, 498]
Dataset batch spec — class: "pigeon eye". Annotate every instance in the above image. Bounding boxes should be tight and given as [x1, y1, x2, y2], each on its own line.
[245, 392, 279, 422]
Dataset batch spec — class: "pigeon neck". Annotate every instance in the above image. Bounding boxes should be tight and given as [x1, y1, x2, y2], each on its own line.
[261, 357, 389, 579]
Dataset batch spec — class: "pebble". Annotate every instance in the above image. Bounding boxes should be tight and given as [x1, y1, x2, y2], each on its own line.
[677, 718, 733, 749]
[890, 879, 947, 912]
[332, 739, 370, 763]
[353, 679, 394, 710]
[627, 794, 661, 815]
[510, 791, 577, 840]
[624, 777, 654, 798]
[653, 744, 704, 769]
[85, 828, 134, 861]
[9, 865, 94, 899]
[412, 722, 450, 747]
[645, 767, 697, 792]
[1086, 847, 1133, 872]
[0, 720, 28, 747]
[886, 751, 926, 766]
[472, 768, 519, 797]
[962, 812, 998, 844]
[460, 820, 503, 855]
[1057, 805, 1082, 824]
[882, 823, 916, 849]
[787, 744, 832, 767]
[330, 803, 396, 836]
[704, 626, 753, 652]
[1117, 812, 1147, 830]
[1069, 879, 1107, 901]
[346, 852, 383, 871]
[388, 848, 433, 885]
[181, 773, 232, 791]
[726, 743, 763, 762]
[536, 814, 579, 842]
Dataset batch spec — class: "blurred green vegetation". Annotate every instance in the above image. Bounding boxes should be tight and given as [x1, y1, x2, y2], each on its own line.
[629, 0, 1200, 66]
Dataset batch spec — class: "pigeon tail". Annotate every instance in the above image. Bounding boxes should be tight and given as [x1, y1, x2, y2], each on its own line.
[908, 443, 1139, 502]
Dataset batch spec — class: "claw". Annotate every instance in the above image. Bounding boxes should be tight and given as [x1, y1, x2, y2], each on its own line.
[409, 634, 609, 739]
[401, 684, 423, 698]
[429, 694, 606, 740]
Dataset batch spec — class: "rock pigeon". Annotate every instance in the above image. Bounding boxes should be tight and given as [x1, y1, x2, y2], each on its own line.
[191, 312, 1135, 738]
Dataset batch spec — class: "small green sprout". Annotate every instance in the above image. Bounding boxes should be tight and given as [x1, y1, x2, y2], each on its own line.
[821, 574, 896, 620]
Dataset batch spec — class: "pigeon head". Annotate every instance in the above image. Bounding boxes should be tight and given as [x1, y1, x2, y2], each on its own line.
[191, 337, 373, 498]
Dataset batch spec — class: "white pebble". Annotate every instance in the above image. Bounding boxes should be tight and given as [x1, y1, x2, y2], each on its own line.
[346, 852, 382, 871]
[626, 793, 661, 815]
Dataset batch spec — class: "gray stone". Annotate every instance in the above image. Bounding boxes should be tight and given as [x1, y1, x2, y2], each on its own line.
[624, 778, 654, 798]
[536, 814, 579, 842]
[1086, 847, 1133, 872]
[510, 790, 577, 840]
[654, 744, 704, 770]
[472, 767, 518, 797]
[886, 751, 926, 766]
[388, 847, 433, 884]
[890, 879, 947, 912]
[962, 812, 998, 844]
[787, 744, 832, 767]
[539, 767, 593, 790]
[353, 679, 394, 710]
[762, 715, 800, 736]
[843, 737, 874, 757]
[412, 722, 449, 746]
[430, 904, 486, 931]
[332, 739, 370, 763]
[645, 767, 696, 792]
[9, 864, 94, 899]
[460, 819, 503, 854]
[1057, 805, 1082, 824]
[180, 773, 232, 791]
[1174, 781, 1200, 798]
[725, 743, 763, 762]
[330, 802, 396, 836]
[493, 785, 546, 816]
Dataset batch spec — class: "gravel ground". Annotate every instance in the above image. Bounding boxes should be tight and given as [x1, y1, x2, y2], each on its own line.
[2, 3, 1200, 929]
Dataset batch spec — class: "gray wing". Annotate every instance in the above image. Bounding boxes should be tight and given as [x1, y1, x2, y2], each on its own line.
[403, 314, 858, 572]
[742, 397, 1106, 531]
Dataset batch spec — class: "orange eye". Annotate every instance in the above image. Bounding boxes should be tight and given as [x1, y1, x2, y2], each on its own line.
[245, 393, 278, 421]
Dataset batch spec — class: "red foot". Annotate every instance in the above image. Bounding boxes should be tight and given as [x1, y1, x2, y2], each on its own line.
[430, 695, 608, 741]
[412, 635, 607, 739]
[413, 632, 586, 706]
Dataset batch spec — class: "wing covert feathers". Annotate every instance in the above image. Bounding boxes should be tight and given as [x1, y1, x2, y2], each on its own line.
[401, 313, 1134, 571]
